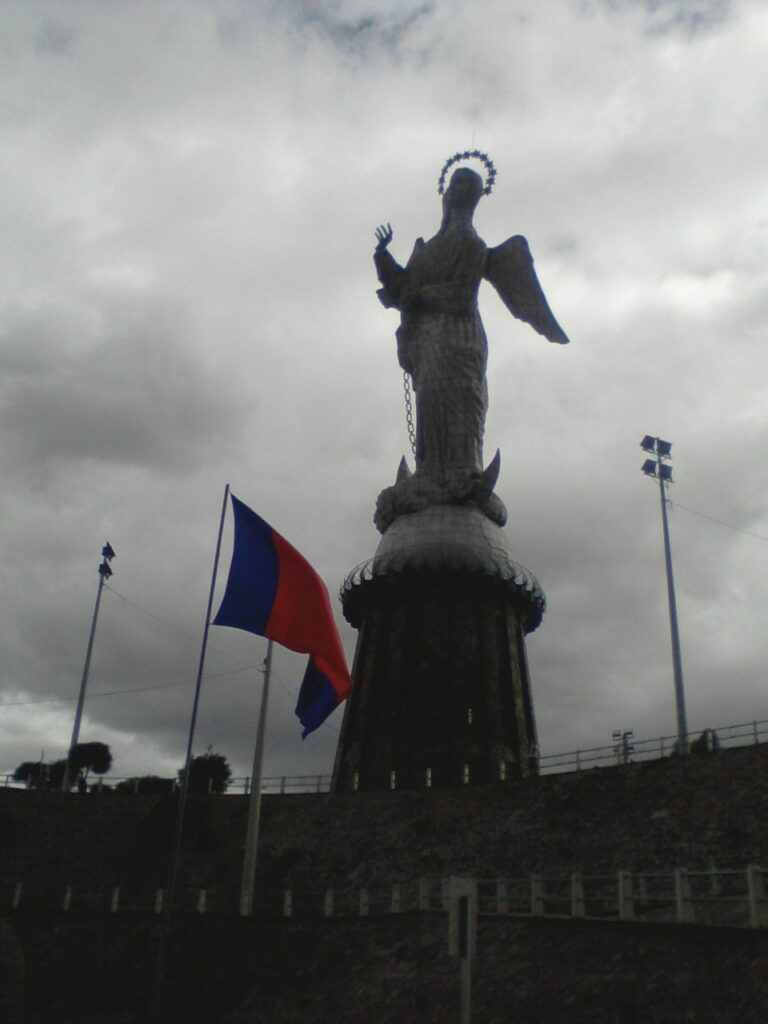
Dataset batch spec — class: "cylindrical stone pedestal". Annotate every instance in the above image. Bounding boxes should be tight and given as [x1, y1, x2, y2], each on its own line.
[333, 506, 545, 792]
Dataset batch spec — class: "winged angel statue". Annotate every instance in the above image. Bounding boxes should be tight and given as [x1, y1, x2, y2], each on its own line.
[373, 152, 569, 532]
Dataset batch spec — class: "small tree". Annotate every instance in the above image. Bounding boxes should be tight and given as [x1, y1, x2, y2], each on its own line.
[47, 760, 68, 790]
[179, 750, 232, 794]
[12, 761, 47, 788]
[69, 742, 113, 782]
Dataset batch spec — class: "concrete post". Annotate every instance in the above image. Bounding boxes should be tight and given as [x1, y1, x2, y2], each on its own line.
[323, 889, 334, 918]
[110, 887, 120, 913]
[283, 890, 292, 918]
[154, 890, 164, 914]
[618, 871, 635, 920]
[674, 869, 693, 923]
[571, 874, 585, 917]
[359, 889, 370, 916]
[62, 886, 72, 912]
[747, 865, 767, 928]
[196, 889, 207, 914]
[11, 883, 22, 909]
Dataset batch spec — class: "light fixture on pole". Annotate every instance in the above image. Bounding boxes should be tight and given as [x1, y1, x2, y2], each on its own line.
[63, 543, 115, 790]
[640, 436, 688, 753]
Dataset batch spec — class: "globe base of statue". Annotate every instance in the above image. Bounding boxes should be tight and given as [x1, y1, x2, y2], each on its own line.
[332, 503, 545, 792]
[374, 451, 507, 533]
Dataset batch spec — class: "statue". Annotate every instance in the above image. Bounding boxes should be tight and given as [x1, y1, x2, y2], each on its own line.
[373, 151, 569, 533]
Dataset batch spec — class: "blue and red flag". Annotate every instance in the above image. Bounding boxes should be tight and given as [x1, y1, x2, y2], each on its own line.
[213, 494, 352, 736]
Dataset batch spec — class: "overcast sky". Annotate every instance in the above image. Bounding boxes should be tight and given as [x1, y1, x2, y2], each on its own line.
[1, 0, 767, 785]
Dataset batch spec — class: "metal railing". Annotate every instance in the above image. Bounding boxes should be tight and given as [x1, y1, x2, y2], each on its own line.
[3, 865, 766, 929]
[2, 717, 766, 793]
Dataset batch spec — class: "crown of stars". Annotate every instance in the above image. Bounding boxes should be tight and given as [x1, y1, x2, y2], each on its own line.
[437, 149, 497, 196]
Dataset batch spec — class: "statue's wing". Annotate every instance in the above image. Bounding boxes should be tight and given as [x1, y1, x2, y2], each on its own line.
[486, 235, 569, 345]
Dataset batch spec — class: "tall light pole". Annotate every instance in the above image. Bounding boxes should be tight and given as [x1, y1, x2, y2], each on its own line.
[63, 543, 115, 790]
[640, 436, 688, 753]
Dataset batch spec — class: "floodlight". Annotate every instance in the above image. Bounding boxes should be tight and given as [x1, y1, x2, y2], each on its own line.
[637, 431, 688, 754]
[102, 542, 116, 561]
[98, 561, 113, 578]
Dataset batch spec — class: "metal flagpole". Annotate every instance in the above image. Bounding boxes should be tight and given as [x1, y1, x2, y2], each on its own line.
[63, 543, 115, 791]
[150, 483, 230, 1023]
[239, 638, 273, 916]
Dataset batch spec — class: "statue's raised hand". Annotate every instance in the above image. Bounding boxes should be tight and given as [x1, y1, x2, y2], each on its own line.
[375, 223, 393, 252]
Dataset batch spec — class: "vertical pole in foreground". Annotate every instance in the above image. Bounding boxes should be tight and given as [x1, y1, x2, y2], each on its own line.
[448, 877, 477, 1024]
[63, 544, 115, 792]
[239, 639, 273, 916]
[150, 484, 230, 1023]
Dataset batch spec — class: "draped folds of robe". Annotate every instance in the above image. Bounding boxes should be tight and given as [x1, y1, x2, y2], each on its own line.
[375, 224, 489, 484]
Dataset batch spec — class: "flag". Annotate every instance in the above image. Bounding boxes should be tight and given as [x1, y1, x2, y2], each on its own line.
[213, 494, 352, 736]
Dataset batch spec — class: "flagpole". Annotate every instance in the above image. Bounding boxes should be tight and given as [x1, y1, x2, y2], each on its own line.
[239, 638, 273, 916]
[151, 483, 230, 1023]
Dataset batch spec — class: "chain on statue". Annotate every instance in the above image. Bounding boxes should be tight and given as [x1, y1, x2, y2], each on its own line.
[402, 371, 417, 457]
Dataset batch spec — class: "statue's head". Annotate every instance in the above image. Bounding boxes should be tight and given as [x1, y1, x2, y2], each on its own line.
[443, 168, 484, 214]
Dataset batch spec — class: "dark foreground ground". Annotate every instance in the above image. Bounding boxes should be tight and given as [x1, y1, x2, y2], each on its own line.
[4, 911, 768, 1023]
[1, 743, 767, 1022]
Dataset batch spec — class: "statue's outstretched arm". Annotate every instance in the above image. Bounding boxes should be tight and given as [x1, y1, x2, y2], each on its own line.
[486, 235, 569, 345]
[373, 223, 405, 310]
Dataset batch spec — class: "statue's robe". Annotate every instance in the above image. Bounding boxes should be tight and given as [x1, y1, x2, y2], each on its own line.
[375, 226, 568, 487]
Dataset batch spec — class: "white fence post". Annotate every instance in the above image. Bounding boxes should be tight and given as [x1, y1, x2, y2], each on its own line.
[196, 889, 207, 914]
[359, 889, 369, 916]
[618, 870, 635, 920]
[352, 771, 359, 792]
[675, 869, 693, 923]
[12, 883, 22, 909]
[530, 875, 544, 916]
[323, 889, 334, 917]
[425, 767, 432, 788]
[154, 889, 164, 914]
[390, 884, 401, 914]
[462, 763, 470, 785]
[283, 890, 292, 918]
[571, 874, 585, 917]
[389, 770, 397, 791]
[62, 886, 72, 912]
[498, 760, 507, 782]
[496, 879, 509, 915]
[747, 865, 767, 928]
[110, 887, 120, 913]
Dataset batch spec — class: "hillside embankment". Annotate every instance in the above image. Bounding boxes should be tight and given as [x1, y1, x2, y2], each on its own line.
[1, 743, 767, 1021]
